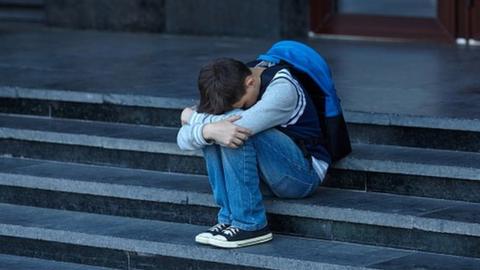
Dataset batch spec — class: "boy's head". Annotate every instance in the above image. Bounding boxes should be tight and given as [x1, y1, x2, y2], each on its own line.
[197, 58, 257, 114]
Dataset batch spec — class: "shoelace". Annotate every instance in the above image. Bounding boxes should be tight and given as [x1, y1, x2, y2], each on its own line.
[209, 223, 228, 233]
[222, 227, 240, 237]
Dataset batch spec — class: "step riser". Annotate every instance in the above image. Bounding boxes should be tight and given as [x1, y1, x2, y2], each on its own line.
[2, 97, 479, 152]
[0, 97, 182, 127]
[325, 169, 480, 203]
[348, 123, 480, 153]
[2, 185, 479, 258]
[0, 236, 261, 270]
[0, 139, 207, 175]
[0, 0, 45, 8]
[1, 139, 477, 203]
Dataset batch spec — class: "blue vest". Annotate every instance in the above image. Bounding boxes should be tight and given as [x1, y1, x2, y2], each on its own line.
[253, 40, 352, 162]
[248, 60, 332, 164]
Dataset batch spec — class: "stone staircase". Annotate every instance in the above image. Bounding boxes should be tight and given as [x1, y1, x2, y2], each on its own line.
[0, 0, 45, 23]
[0, 88, 479, 269]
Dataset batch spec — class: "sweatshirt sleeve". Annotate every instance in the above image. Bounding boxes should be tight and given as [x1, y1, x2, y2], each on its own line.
[176, 108, 244, 151]
[228, 77, 299, 134]
[176, 122, 213, 151]
[188, 110, 232, 125]
[176, 75, 299, 150]
[189, 77, 299, 133]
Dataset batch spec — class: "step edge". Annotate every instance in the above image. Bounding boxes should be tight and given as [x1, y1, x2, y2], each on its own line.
[0, 253, 118, 270]
[334, 157, 480, 181]
[0, 222, 379, 270]
[1, 172, 479, 237]
[0, 85, 195, 109]
[1, 127, 477, 180]
[0, 127, 203, 157]
[1, 86, 479, 132]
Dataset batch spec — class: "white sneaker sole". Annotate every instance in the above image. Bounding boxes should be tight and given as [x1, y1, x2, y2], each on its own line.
[195, 234, 211, 245]
[208, 233, 273, 248]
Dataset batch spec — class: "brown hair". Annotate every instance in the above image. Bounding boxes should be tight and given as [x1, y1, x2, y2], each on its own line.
[197, 58, 252, 114]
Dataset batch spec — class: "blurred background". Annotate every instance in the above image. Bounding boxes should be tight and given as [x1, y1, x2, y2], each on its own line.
[0, 0, 478, 43]
[1, 0, 479, 119]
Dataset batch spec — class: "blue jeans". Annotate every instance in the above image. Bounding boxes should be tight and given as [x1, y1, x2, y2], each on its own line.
[202, 128, 320, 231]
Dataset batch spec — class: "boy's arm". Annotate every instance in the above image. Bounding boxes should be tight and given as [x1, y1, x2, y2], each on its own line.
[182, 106, 239, 125]
[177, 108, 247, 150]
[177, 76, 299, 150]
[176, 115, 251, 150]
[188, 77, 300, 134]
[176, 122, 211, 151]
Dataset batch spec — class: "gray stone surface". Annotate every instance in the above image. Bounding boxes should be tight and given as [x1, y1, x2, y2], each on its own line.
[1, 113, 478, 180]
[326, 168, 480, 203]
[0, 9, 45, 23]
[45, 0, 165, 32]
[0, 113, 200, 156]
[370, 252, 480, 270]
[1, 203, 479, 270]
[344, 111, 480, 132]
[0, 156, 479, 238]
[0, 155, 45, 170]
[0, 22, 479, 122]
[347, 122, 480, 153]
[422, 205, 480, 226]
[0, 253, 117, 270]
[0, 0, 44, 6]
[2, 97, 479, 155]
[335, 144, 480, 181]
[0, 86, 195, 109]
[165, 0, 308, 38]
[44, 0, 307, 38]
[0, 0, 45, 23]
[4, 87, 480, 132]
[0, 113, 179, 141]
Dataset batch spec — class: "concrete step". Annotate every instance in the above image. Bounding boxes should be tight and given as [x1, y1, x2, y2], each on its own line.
[0, 253, 118, 270]
[0, 156, 479, 257]
[1, 90, 479, 152]
[1, 202, 480, 269]
[0, 8, 45, 23]
[0, 113, 479, 202]
[0, 0, 44, 7]
[0, 0, 44, 23]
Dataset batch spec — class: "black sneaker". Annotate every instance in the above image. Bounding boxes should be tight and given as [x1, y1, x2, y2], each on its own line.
[208, 225, 273, 248]
[195, 223, 230, 245]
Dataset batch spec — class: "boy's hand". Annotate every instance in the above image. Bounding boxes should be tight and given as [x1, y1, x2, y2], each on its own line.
[202, 115, 252, 148]
[181, 107, 194, 125]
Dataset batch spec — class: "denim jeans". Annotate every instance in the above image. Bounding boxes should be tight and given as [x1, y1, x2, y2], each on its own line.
[202, 128, 320, 231]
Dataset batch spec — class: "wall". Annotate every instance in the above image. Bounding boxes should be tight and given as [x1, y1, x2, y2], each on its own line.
[45, 0, 308, 38]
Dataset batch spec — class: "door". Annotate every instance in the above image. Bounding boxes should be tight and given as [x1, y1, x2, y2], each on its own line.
[456, 0, 480, 42]
[310, 0, 479, 43]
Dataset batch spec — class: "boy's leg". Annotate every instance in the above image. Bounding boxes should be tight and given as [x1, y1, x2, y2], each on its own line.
[202, 145, 232, 225]
[220, 139, 267, 231]
[207, 128, 319, 248]
[218, 128, 319, 231]
[254, 129, 320, 199]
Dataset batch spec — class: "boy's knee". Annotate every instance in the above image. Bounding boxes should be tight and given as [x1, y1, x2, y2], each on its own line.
[270, 175, 315, 199]
[219, 141, 250, 153]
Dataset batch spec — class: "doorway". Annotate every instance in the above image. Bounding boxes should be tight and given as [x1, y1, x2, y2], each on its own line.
[310, 0, 480, 43]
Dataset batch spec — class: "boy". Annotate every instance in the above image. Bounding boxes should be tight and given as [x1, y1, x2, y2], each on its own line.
[176, 57, 331, 248]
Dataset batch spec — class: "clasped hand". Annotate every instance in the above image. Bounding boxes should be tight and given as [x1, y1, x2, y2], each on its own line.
[181, 107, 252, 148]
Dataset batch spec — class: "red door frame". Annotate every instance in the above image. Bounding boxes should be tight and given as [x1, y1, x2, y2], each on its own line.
[457, 0, 480, 40]
[310, 0, 479, 42]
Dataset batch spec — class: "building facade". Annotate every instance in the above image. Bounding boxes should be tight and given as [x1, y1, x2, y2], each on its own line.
[1, 0, 479, 43]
